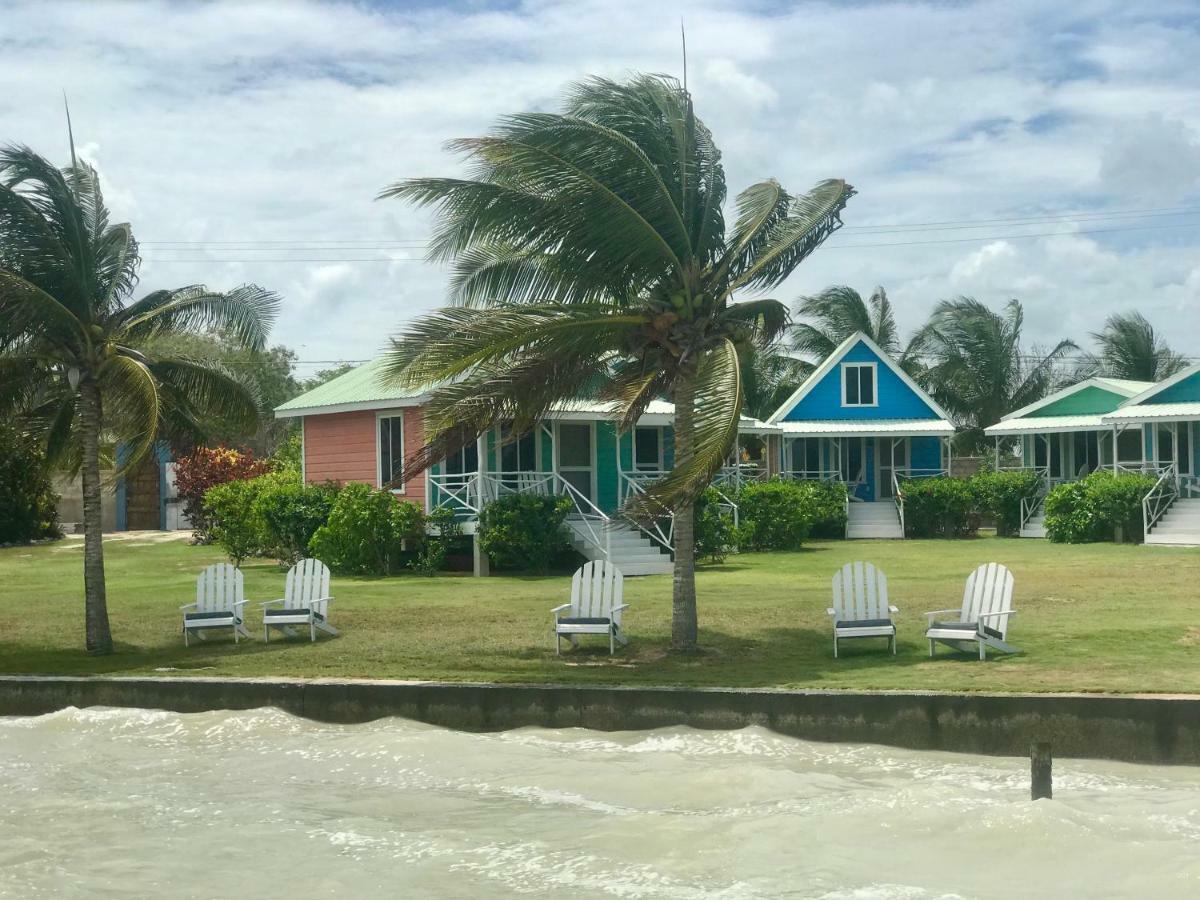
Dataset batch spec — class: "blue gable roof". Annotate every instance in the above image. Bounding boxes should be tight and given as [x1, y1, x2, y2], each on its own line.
[1138, 368, 1200, 405]
[776, 335, 946, 422]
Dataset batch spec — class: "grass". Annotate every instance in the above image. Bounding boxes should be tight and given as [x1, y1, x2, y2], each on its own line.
[2, 533, 1199, 693]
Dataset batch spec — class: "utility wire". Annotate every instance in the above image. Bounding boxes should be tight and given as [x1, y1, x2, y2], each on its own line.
[137, 203, 1200, 246]
[140, 218, 1200, 262]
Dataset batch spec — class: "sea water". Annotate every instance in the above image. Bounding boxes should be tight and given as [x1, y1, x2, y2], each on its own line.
[2, 707, 1199, 898]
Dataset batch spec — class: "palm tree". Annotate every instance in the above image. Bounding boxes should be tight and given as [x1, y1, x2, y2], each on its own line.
[380, 74, 853, 652]
[740, 343, 811, 421]
[910, 297, 1075, 453]
[790, 285, 902, 362]
[0, 145, 278, 655]
[1075, 311, 1187, 382]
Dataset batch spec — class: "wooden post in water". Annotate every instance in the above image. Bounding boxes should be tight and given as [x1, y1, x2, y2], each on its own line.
[1031, 742, 1052, 800]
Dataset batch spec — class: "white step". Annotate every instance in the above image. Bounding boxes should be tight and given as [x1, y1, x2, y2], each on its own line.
[566, 520, 673, 576]
[1020, 514, 1046, 538]
[846, 503, 904, 540]
[1146, 533, 1200, 546]
[1145, 498, 1200, 546]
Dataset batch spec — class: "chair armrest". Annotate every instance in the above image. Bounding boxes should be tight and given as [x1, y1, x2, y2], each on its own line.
[317, 596, 333, 605]
[978, 610, 1016, 620]
[259, 598, 285, 608]
[826, 607, 837, 617]
[550, 603, 571, 614]
[611, 604, 630, 613]
[232, 598, 251, 610]
[924, 608, 960, 623]
[179, 602, 197, 611]
[888, 605, 899, 613]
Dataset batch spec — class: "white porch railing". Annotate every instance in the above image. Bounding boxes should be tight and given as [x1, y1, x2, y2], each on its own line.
[618, 470, 676, 552]
[1143, 464, 1178, 539]
[713, 463, 769, 491]
[891, 471, 904, 536]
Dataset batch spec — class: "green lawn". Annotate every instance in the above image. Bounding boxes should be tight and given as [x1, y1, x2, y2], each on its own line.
[2, 533, 1199, 693]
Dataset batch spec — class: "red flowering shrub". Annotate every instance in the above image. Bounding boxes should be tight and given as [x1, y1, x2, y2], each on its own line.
[174, 445, 269, 542]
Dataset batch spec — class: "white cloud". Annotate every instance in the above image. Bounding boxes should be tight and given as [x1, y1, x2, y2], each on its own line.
[1, 0, 1199, 366]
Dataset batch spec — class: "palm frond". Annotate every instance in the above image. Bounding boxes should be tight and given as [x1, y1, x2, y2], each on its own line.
[0, 268, 86, 349]
[115, 283, 279, 350]
[718, 297, 790, 348]
[729, 179, 855, 293]
[97, 353, 160, 473]
[628, 339, 742, 516]
[383, 304, 648, 390]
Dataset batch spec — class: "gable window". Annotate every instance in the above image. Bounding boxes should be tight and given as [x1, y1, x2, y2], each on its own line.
[378, 414, 405, 491]
[842, 363, 876, 407]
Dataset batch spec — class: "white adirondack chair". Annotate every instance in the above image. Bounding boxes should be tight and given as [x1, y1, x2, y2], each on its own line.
[180, 563, 250, 645]
[261, 558, 338, 642]
[925, 562, 1018, 660]
[827, 561, 898, 657]
[552, 560, 628, 655]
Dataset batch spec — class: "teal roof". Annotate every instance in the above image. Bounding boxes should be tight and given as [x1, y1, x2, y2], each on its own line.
[275, 358, 421, 415]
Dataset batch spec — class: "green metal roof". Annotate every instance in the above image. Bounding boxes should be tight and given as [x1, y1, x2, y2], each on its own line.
[275, 358, 421, 416]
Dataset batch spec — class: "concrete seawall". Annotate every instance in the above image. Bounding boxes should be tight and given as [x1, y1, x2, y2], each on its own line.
[3, 676, 1199, 765]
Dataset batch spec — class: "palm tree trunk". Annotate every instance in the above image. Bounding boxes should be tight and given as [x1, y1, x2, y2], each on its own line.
[79, 378, 113, 655]
[671, 374, 699, 652]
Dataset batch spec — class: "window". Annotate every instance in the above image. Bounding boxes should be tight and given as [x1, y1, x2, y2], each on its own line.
[378, 414, 405, 490]
[499, 425, 537, 472]
[1116, 427, 1142, 464]
[634, 427, 662, 472]
[789, 438, 821, 477]
[443, 442, 478, 476]
[842, 363, 876, 407]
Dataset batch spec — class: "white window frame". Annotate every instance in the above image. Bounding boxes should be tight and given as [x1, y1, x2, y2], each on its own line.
[376, 411, 406, 494]
[841, 362, 878, 408]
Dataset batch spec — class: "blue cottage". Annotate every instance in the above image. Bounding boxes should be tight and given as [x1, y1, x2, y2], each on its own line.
[766, 332, 956, 538]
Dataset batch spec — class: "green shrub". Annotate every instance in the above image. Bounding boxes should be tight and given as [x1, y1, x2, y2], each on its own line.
[969, 469, 1042, 537]
[736, 480, 813, 551]
[795, 479, 848, 538]
[204, 478, 271, 566]
[309, 482, 427, 574]
[899, 476, 977, 537]
[0, 425, 59, 544]
[695, 487, 736, 563]
[1044, 470, 1158, 543]
[413, 504, 461, 576]
[478, 492, 574, 573]
[252, 473, 339, 564]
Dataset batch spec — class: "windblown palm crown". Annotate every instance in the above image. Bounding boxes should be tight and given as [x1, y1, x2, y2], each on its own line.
[0, 145, 278, 653]
[381, 75, 853, 650]
[382, 75, 853, 511]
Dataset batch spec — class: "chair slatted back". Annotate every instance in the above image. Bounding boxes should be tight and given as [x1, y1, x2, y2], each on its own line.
[284, 559, 331, 609]
[961, 563, 1014, 639]
[196, 564, 244, 613]
[570, 560, 624, 622]
[831, 562, 890, 622]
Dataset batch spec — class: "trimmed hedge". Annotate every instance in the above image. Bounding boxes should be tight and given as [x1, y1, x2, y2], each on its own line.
[736, 480, 814, 551]
[970, 469, 1042, 537]
[477, 492, 577, 573]
[252, 474, 339, 564]
[1044, 470, 1159, 543]
[695, 487, 736, 563]
[898, 476, 978, 538]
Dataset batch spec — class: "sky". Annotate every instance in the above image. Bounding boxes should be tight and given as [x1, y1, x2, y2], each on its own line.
[3, 0, 1200, 377]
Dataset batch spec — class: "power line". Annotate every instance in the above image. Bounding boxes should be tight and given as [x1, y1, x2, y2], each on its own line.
[135, 204, 1200, 248]
[139, 217, 1200, 263]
